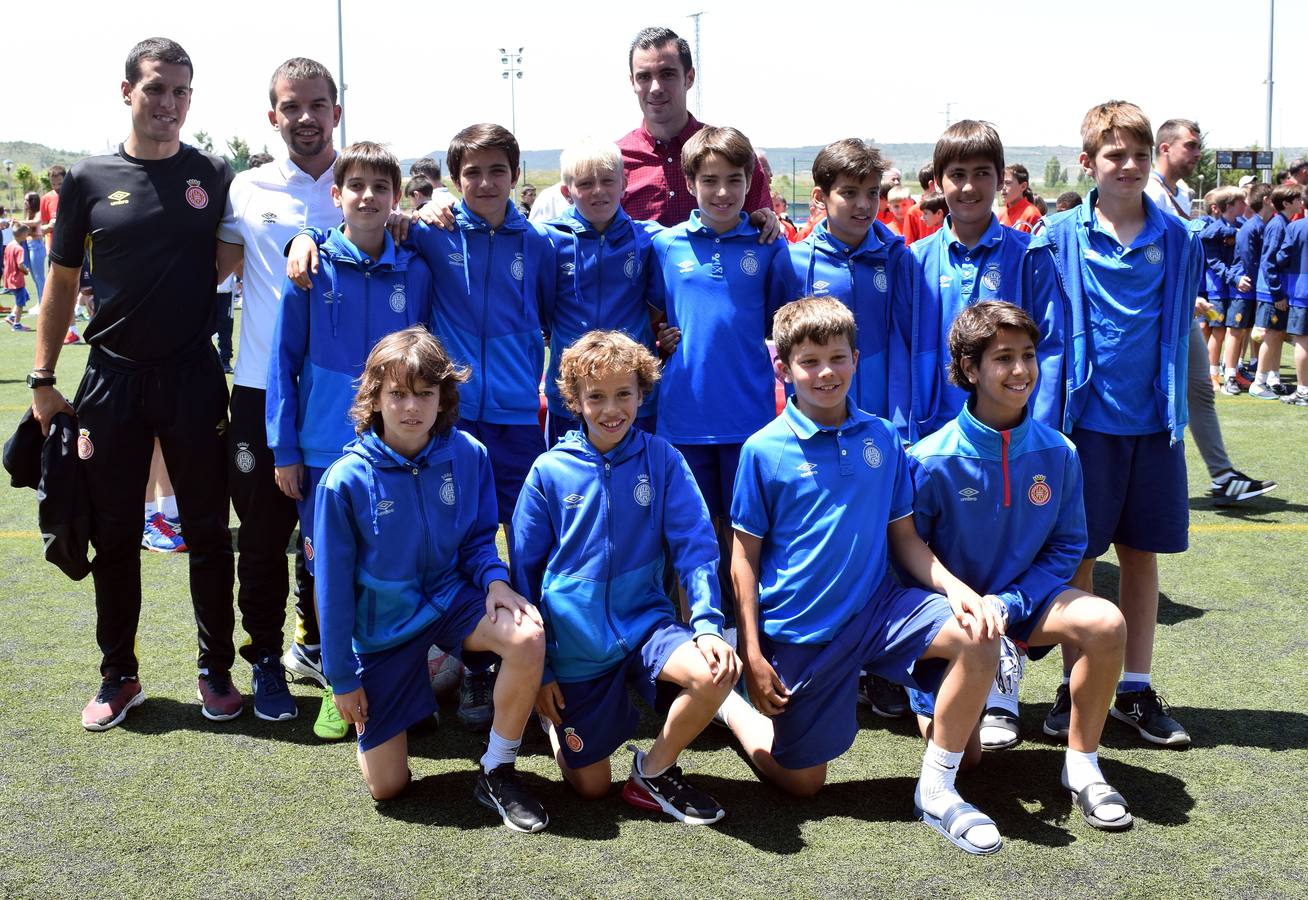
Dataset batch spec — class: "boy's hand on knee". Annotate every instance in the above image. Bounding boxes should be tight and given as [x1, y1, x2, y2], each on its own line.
[274, 463, 305, 501]
[535, 681, 564, 726]
[694, 634, 740, 685]
[743, 651, 789, 716]
[286, 235, 320, 289]
[485, 580, 543, 627]
[949, 589, 1003, 640]
[333, 686, 369, 733]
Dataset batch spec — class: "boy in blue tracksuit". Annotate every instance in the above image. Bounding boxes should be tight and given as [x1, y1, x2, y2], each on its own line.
[263, 142, 433, 727]
[1273, 213, 1308, 405]
[541, 139, 664, 445]
[1024, 101, 1202, 749]
[1251, 184, 1306, 398]
[1222, 184, 1274, 393]
[767, 138, 913, 434]
[512, 330, 736, 826]
[903, 120, 1062, 440]
[314, 327, 550, 832]
[905, 301, 1130, 833]
[1198, 188, 1250, 389]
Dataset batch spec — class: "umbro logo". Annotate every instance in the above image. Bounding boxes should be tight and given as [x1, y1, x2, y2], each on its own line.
[260, 211, 278, 223]
[376, 500, 394, 516]
[958, 487, 980, 501]
[796, 462, 818, 477]
[560, 262, 576, 275]
[564, 493, 585, 509]
[323, 290, 341, 302]
[677, 260, 696, 274]
[812, 280, 830, 294]
[108, 190, 130, 206]
[448, 252, 465, 265]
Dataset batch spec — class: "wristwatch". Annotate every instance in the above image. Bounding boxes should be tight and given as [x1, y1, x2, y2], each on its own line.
[27, 372, 56, 389]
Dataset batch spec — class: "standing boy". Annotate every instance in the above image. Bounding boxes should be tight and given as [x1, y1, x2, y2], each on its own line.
[1251, 185, 1305, 399]
[1199, 187, 1252, 390]
[1223, 183, 1273, 394]
[1271, 205, 1308, 405]
[3, 224, 32, 331]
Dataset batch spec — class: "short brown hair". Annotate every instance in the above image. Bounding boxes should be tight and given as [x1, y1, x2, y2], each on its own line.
[333, 142, 401, 194]
[812, 138, 886, 192]
[1246, 182, 1273, 212]
[773, 297, 857, 364]
[933, 120, 1005, 185]
[1155, 118, 1200, 152]
[350, 327, 469, 438]
[1270, 184, 1304, 212]
[682, 125, 755, 184]
[125, 37, 192, 85]
[556, 331, 661, 416]
[919, 191, 947, 214]
[268, 57, 337, 107]
[47, 165, 66, 179]
[1081, 100, 1153, 157]
[947, 301, 1040, 392]
[447, 123, 520, 182]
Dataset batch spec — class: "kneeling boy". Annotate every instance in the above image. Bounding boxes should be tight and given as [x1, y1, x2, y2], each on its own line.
[513, 331, 738, 825]
[905, 302, 1130, 832]
[721, 297, 1005, 855]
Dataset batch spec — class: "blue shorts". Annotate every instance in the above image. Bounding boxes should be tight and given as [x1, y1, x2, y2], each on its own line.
[1255, 301, 1286, 331]
[674, 442, 742, 521]
[460, 421, 545, 524]
[763, 576, 952, 770]
[545, 411, 656, 448]
[1286, 306, 1308, 336]
[295, 466, 327, 576]
[11, 286, 29, 308]
[1072, 428, 1188, 558]
[1225, 298, 1255, 328]
[354, 583, 489, 752]
[549, 619, 693, 769]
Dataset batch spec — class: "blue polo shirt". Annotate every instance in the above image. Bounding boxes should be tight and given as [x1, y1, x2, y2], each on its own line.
[1077, 204, 1166, 435]
[731, 398, 912, 644]
[649, 211, 785, 444]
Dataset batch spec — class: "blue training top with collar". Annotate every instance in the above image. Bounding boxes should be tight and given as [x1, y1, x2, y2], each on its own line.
[266, 227, 433, 469]
[511, 427, 723, 684]
[1274, 218, 1308, 308]
[1024, 189, 1202, 445]
[1236, 214, 1266, 301]
[313, 427, 509, 693]
[1256, 213, 1292, 302]
[1200, 217, 1241, 301]
[541, 205, 662, 420]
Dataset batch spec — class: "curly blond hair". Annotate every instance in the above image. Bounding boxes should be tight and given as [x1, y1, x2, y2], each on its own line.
[556, 330, 660, 416]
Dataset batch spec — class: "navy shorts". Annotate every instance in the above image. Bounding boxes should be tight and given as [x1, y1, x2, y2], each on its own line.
[548, 619, 693, 769]
[545, 411, 656, 448]
[11, 286, 29, 308]
[295, 465, 327, 576]
[354, 583, 489, 752]
[1072, 428, 1188, 558]
[1255, 301, 1286, 331]
[1225, 298, 1255, 329]
[764, 576, 952, 770]
[674, 442, 742, 521]
[1286, 306, 1308, 336]
[461, 421, 545, 524]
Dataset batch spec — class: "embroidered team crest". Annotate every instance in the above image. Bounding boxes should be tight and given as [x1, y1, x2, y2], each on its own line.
[633, 474, 653, 507]
[303, 537, 314, 561]
[440, 474, 456, 506]
[740, 251, 760, 276]
[510, 253, 525, 281]
[77, 428, 94, 460]
[623, 252, 639, 279]
[260, 211, 278, 224]
[389, 284, 407, 313]
[1028, 474, 1052, 506]
[862, 439, 882, 468]
[447, 252, 464, 266]
[1144, 245, 1163, 265]
[981, 266, 1002, 291]
[234, 442, 256, 474]
[184, 179, 209, 209]
[563, 727, 584, 753]
[1234, 312, 1243, 324]
[874, 267, 888, 293]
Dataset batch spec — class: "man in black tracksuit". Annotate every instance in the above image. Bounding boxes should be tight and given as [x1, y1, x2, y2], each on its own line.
[30, 37, 240, 731]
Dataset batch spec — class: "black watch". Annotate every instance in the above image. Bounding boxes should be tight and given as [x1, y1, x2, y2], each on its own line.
[27, 372, 56, 389]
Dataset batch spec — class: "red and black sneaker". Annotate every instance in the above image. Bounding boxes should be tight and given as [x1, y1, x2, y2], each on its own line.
[197, 671, 244, 721]
[82, 676, 145, 731]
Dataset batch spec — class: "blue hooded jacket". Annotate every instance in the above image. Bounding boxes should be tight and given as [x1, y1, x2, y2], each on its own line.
[511, 427, 722, 684]
[1199, 217, 1241, 300]
[1257, 213, 1293, 302]
[1025, 190, 1202, 445]
[1235, 214, 1266, 301]
[1276, 218, 1308, 308]
[266, 227, 433, 469]
[314, 427, 509, 693]
[542, 206, 662, 420]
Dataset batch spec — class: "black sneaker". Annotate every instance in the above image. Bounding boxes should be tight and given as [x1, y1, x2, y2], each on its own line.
[1111, 687, 1191, 747]
[1271, 382, 1294, 396]
[860, 673, 909, 718]
[475, 763, 548, 833]
[623, 748, 724, 825]
[458, 666, 496, 732]
[1210, 470, 1277, 505]
[1042, 682, 1071, 740]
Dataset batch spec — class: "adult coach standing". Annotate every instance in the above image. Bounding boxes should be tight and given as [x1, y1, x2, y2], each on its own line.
[30, 37, 238, 730]
[215, 58, 343, 727]
[1146, 118, 1276, 505]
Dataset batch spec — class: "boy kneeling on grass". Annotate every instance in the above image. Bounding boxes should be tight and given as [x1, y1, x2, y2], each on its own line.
[512, 330, 738, 825]
[313, 326, 550, 832]
[904, 301, 1131, 832]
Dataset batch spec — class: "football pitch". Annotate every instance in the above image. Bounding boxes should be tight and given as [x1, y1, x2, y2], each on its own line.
[0, 308, 1305, 899]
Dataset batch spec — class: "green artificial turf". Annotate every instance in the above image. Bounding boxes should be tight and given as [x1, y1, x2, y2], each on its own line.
[0, 300, 1304, 899]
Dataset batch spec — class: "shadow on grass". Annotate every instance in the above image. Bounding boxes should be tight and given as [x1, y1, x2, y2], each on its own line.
[119, 695, 327, 745]
[1090, 561, 1204, 626]
[1188, 494, 1308, 518]
[1170, 706, 1308, 752]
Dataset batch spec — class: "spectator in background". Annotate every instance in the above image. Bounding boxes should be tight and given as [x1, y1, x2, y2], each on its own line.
[901, 163, 940, 244]
[1055, 190, 1083, 212]
[772, 190, 797, 242]
[247, 152, 274, 168]
[21, 192, 46, 300]
[405, 174, 435, 210]
[40, 166, 64, 255]
[518, 182, 537, 216]
[998, 164, 1041, 233]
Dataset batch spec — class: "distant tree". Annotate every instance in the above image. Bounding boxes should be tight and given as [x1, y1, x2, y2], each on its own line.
[192, 130, 214, 153]
[1044, 155, 1063, 187]
[39, 174, 51, 191]
[1076, 167, 1091, 189]
[14, 164, 38, 194]
[226, 137, 251, 173]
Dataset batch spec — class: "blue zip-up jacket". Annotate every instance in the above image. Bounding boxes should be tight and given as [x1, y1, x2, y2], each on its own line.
[266, 227, 433, 468]
[903, 214, 1064, 440]
[314, 428, 509, 693]
[511, 428, 722, 683]
[1200, 217, 1241, 301]
[1275, 218, 1308, 308]
[1025, 190, 1201, 445]
[1257, 213, 1293, 302]
[908, 402, 1086, 638]
[542, 206, 662, 420]
[767, 218, 913, 433]
[405, 200, 556, 425]
[1235, 214, 1266, 301]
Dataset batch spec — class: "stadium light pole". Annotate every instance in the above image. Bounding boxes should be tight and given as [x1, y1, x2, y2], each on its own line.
[500, 47, 524, 199]
[687, 12, 704, 117]
[336, 0, 347, 147]
[1263, 0, 1274, 179]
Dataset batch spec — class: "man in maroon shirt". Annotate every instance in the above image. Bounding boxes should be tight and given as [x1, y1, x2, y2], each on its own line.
[620, 26, 773, 229]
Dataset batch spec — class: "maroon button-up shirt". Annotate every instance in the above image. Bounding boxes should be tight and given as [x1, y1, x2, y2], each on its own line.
[617, 114, 772, 227]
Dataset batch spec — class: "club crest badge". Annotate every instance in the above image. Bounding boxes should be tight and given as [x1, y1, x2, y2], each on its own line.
[563, 727, 584, 753]
[1028, 474, 1052, 506]
[740, 251, 760, 276]
[981, 266, 1002, 292]
[440, 473, 456, 506]
[234, 442, 256, 474]
[77, 428, 94, 460]
[303, 537, 314, 561]
[511, 253, 525, 281]
[863, 439, 882, 468]
[389, 284, 406, 313]
[1144, 245, 1163, 265]
[874, 267, 888, 293]
[624, 252, 639, 280]
[184, 179, 209, 210]
[633, 474, 653, 507]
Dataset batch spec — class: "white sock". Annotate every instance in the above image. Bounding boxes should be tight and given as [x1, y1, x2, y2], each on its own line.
[1121, 671, 1151, 686]
[479, 728, 521, 772]
[917, 740, 999, 848]
[144, 500, 158, 518]
[1209, 364, 1219, 376]
[1255, 372, 1268, 385]
[158, 495, 178, 518]
[636, 748, 669, 779]
[1268, 372, 1282, 386]
[1064, 748, 1127, 821]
